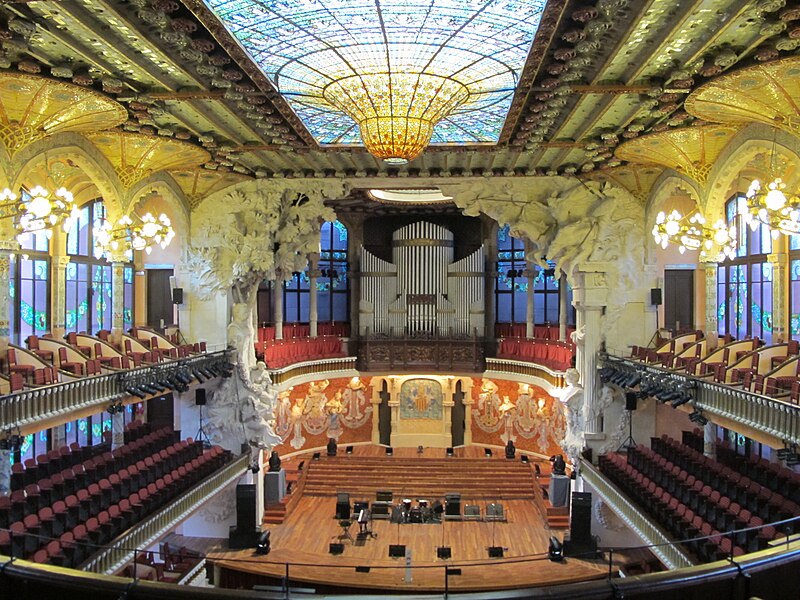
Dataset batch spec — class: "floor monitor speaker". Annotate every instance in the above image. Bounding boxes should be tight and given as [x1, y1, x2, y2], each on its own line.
[437, 546, 452, 560]
[329, 542, 344, 555]
[388, 544, 406, 558]
[488, 546, 504, 558]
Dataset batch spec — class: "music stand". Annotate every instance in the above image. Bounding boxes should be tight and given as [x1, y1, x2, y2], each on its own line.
[337, 519, 353, 543]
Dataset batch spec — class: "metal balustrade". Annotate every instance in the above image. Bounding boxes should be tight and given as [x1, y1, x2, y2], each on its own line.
[580, 459, 696, 570]
[603, 354, 800, 446]
[0, 350, 233, 431]
[81, 453, 249, 575]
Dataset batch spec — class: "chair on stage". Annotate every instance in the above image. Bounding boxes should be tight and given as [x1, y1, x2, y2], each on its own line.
[337, 519, 353, 543]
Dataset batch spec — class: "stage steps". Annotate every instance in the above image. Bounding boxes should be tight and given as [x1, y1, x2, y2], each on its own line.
[538, 477, 571, 529]
[301, 455, 536, 500]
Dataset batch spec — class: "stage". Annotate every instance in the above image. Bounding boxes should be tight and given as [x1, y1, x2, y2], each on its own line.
[207, 448, 612, 593]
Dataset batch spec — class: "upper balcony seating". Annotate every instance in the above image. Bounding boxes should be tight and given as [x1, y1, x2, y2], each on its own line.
[258, 323, 351, 344]
[669, 338, 708, 371]
[631, 331, 703, 366]
[65, 332, 91, 356]
[709, 342, 793, 385]
[130, 327, 194, 360]
[260, 336, 345, 369]
[25, 335, 54, 363]
[746, 355, 800, 399]
[496, 338, 573, 371]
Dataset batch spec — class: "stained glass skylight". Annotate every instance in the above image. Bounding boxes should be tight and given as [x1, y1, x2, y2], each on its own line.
[203, 0, 548, 149]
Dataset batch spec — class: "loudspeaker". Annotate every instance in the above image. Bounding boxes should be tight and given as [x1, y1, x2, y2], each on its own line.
[437, 546, 452, 559]
[650, 288, 662, 306]
[172, 287, 184, 305]
[488, 546, 504, 558]
[228, 526, 259, 549]
[195, 388, 206, 406]
[625, 391, 638, 411]
[388, 544, 406, 558]
[236, 484, 257, 530]
[570, 492, 592, 543]
[329, 542, 344, 555]
[336, 493, 351, 519]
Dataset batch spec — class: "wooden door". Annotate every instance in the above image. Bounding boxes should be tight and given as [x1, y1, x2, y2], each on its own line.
[664, 269, 694, 332]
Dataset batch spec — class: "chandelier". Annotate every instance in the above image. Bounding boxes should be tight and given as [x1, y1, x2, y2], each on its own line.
[0, 186, 80, 239]
[323, 73, 470, 164]
[741, 177, 800, 238]
[652, 210, 737, 260]
[94, 212, 175, 258]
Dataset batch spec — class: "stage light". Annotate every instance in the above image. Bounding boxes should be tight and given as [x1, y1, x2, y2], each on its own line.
[484, 448, 492, 458]
[346, 445, 353, 454]
[548, 536, 564, 562]
[446, 447, 454, 457]
[385, 447, 393, 456]
[255, 530, 271, 555]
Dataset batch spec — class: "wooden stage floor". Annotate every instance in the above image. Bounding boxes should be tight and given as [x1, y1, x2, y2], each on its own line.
[208, 448, 611, 593]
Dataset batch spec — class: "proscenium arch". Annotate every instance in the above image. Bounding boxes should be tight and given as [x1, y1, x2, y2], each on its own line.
[10, 132, 124, 219]
[704, 123, 800, 222]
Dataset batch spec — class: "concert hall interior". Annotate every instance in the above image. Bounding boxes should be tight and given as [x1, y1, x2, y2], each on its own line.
[1, 0, 800, 599]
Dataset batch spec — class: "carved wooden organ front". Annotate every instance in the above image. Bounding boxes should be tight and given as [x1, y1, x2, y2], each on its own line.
[359, 221, 484, 337]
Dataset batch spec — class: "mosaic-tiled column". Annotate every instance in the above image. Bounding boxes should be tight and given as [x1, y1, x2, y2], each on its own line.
[0, 238, 19, 352]
[51, 255, 71, 339]
[702, 261, 718, 337]
[110, 250, 128, 340]
[768, 252, 787, 342]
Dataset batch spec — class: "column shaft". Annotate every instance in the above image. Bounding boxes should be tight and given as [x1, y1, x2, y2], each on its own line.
[274, 280, 283, 340]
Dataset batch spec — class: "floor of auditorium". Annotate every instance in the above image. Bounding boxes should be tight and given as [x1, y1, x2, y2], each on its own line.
[207, 446, 612, 593]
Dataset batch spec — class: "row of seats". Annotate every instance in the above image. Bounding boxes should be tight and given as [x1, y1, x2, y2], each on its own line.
[1, 445, 229, 567]
[651, 435, 800, 508]
[626, 445, 798, 537]
[599, 452, 778, 561]
[2, 426, 180, 523]
[496, 338, 574, 371]
[257, 323, 350, 342]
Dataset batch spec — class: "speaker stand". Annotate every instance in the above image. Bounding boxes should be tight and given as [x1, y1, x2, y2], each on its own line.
[617, 409, 636, 451]
[196, 404, 211, 448]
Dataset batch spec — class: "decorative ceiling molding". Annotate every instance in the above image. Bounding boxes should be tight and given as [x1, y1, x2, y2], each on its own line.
[0, 72, 127, 157]
[170, 168, 252, 210]
[684, 56, 800, 138]
[582, 164, 665, 203]
[614, 125, 740, 186]
[86, 131, 211, 190]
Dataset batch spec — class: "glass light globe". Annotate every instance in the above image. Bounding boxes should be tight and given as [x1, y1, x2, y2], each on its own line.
[765, 188, 787, 211]
[27, 194, 52, 219]
[665, 220, 680, 236]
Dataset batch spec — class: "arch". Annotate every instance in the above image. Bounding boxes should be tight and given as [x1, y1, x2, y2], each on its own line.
[10, 132, 124, 218]
[705, 123, 800, 222]
[126, 172, 191, 238]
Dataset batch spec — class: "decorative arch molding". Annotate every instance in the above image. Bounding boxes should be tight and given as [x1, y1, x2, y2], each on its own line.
[705, 123, 800, 220]
[125, 172, 190, 235]
[9, 132, 124, 217]
[645, 171, 703, 225]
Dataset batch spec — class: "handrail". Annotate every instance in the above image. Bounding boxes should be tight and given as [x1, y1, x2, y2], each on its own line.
[0, 350, 232, 431]
[81, 453, 249, 575]
[603, 353, 800, 445]
[267, 356, 357, 385]
[580, 459, 696, 570]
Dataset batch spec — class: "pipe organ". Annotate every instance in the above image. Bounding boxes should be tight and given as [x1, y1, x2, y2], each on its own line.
[360, 221, 484, 337]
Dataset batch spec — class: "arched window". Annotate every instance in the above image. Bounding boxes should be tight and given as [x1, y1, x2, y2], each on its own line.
[282, 269, 310, 324]
[318, 220, 349, 323]
[65, 200, 134, 333]
[495, 224, 527, 323]
[717, 195, 773, 342]
[9, 226, 50, 344]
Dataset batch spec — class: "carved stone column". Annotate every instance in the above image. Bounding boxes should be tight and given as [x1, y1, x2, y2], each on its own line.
[526, 268, 535, 338]
[702, 261, 718, 338]
[308, 253, 319, 338]
[768, 252, 788, 342]
[273, 278, 283, 341]
[111, 409, 125, 450]
[572, 267, 609, 440]
[703, 420, 716, 460]
[51, 255, 71, 339]
[559, 273, 568, 341]
[110, 250, 128, 340]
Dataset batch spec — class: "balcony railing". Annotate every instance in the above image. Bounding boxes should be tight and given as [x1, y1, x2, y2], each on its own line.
[267, 356, 357, 386]
[603, 354, 800, 446]
[0, 350, 232, 431]
[81, 453, 249, 575]
[580, 459, 696, 570]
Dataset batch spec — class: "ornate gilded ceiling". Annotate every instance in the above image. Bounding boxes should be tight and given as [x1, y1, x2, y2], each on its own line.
[0, 0, 795, 191]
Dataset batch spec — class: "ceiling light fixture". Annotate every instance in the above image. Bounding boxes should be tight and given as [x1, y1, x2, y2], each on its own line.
[652, 209, 737, 260]
[93, 212, 175, 258]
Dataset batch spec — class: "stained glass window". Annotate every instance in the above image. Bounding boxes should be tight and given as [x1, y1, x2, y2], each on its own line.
[318, 220, 349, 323]
[65, 200, 134, 334]
[202, 0, 547, 146]
[9, 253, 49, 344]
[718, 195, 772, 342]
[495, 224, 527, 324]
[283, 269, 310, 323]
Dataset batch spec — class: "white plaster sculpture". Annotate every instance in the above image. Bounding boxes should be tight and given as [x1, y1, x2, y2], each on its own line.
[559, 367, 585, 466]
[186, 180, 342, 452]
